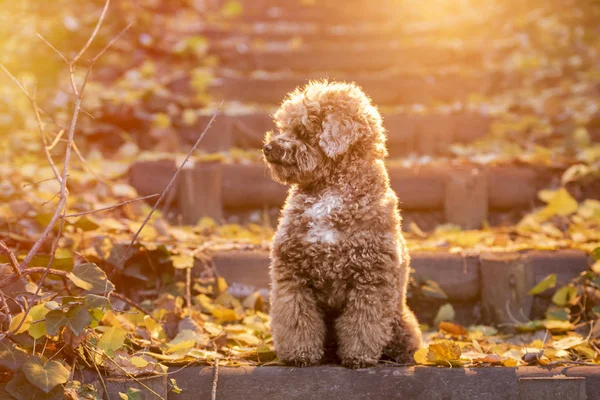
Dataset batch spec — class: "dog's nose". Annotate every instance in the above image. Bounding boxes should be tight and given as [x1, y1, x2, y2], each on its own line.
[263, 143, 273, 156]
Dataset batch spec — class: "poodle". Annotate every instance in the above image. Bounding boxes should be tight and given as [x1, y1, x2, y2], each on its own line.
[263, 80, 422, 369]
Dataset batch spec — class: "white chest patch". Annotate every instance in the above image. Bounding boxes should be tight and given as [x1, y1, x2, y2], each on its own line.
[304, 192, 343, 244]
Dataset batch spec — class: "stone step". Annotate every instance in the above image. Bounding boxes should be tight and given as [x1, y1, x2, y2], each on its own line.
[173, 111, 492, 157]
[201, 249, 592, 327]
[169, 365, 596, 400]
[210, 72, 498, 105]
[210, 42, 487, 71]
[128, 159, 565, 228]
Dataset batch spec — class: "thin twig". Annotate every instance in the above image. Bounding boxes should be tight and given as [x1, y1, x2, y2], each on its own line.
[0, 290, 11, 324]
[32, 86, 62, 184]
[211, 360, 219, 400]
[64, 193, 159, 218]
[72, 0, 111, 65]
[543, 360, 599, 367]
[91, 21, 133, 63]
[85, 344, 166, 400]
[36, 33, 68, 63]
[106, 102, 223, 286]
[110, 292, 152, 318]
[0, 63, 105, 185]
[0, 241, 20, 277]
[47, 129, 65, 151]
[9, 204, 67, 335]
[22, 175, 67, 189]
[0, 267, 68, 289]
[186, 267, 192, 318]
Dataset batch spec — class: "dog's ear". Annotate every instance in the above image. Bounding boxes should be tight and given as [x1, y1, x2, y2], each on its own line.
[318, 112, 367, 158]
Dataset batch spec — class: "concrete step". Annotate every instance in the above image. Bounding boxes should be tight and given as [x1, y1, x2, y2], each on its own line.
[168, 365, 598, 400]
[209, 72, 496, 105]
[210, 42, 486, 71]
[204, 249, 592, 326]
[128, 159, 567, 227]
[172, 110, 492, 157]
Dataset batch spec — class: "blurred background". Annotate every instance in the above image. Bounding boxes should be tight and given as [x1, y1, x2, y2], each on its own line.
[1, 0, 600, 235]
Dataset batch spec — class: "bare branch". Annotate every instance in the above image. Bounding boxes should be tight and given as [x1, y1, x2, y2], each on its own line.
[107, 102, 223, 285]
[0, 241, 20, 277]
[0, 64, 31, 96]
[64, 193, 159, 218]
[47, 129, 65, 151]
[186, 267, 192, 317]
[36, 33, 68, 63]
[109, 292, 152, 318]
[72, 0, 111, 65]
[91, 21, 133, 63]
[32, 86, 62, 184]
[0, 267, 68, 289]
[211, 360, 219, 400]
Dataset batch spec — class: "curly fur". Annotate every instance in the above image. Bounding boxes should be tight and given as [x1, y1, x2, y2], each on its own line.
[264, 80, 422, 369]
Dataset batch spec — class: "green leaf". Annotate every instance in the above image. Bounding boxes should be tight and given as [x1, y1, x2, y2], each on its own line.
[29, 304, 51, 339]
[545, 307, 570, 321]
[433, 303, 455, 326]
[45, 305, 92, 336]
[552, 285, 577, 306]
[0, 339, 28, 371]
[592, 247, 600, 261]
[84, 294, 112, 311]
[119, 388, 143, 400]
[22, 356, 69, 393]
[98, 326, 126, 355]
[6, 371, 64, 400]
[67, 263, 115, 294]
[528, 274, 557, 295]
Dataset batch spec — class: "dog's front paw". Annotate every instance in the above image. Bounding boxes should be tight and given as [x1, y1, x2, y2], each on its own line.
[340, 355, 378, 369]
[279, 348, 323, 367]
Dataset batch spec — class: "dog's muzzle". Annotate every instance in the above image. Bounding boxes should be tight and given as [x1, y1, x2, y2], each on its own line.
[263, 142, 285, 164]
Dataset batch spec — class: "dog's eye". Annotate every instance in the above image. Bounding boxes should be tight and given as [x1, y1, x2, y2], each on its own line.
[293, 126, 303, 136]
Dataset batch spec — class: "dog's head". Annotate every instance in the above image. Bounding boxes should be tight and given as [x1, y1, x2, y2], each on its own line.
[263, 80, 387, 185]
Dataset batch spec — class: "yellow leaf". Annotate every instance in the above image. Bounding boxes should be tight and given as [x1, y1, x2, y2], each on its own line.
[144, 316, 166, 340]
[503, 358, 518, 367]
[28, 304, 50, 339]
[166, 339, 196, 354]
[211, 307, 239, 322]
[217, 277, 228, 294]
[153, 113, 171, 129]
[413, 348, 430, 364]
[427, 341, 462, 365]
[130, 356, 149, 368]
[540, 188, 578, 217]
[171, 254, 195, 269]
[182, 109, 198, 126]
[9, 312, 32, 334]
[552, 336, 584, 350]
[98, 326, 127, 354]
